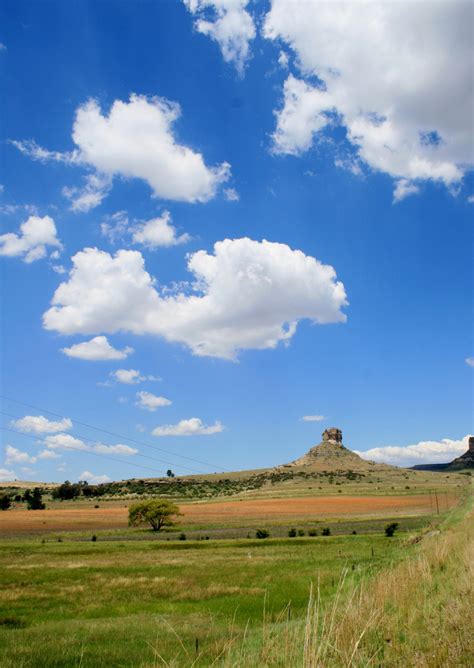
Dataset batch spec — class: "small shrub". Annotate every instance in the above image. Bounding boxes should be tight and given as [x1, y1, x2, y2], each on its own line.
[91, 534, 97, 542]
[322, 527, 331, 536]
[178, 533, 186, 541]
[94, 505, 100, 509]
[352, 530, 357, 535]
[308, 529, 317, 537]
[385, 522, 399, 537]
[288, 528, 297, 537]
[297, 529, 305, 536]
[256, 529, 269, 539]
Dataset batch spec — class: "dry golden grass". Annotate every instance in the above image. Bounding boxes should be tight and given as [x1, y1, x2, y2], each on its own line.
[217, 492, 474, 667]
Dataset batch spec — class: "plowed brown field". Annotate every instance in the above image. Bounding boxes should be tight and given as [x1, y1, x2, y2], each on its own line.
[0, 494, 449, 536]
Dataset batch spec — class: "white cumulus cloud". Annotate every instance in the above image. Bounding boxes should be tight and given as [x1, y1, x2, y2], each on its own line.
[79, 470, 111, 484]
[0, 215, 62, 263]
[14, 94, 231, 209]
[61, 336, 133, 361]
[355, 434, 471, 467]
[13, 415, 73, 435]
[4, 445, 37, 465]
[132, 211, 190, 248]
[136, 391, 172, 411]
[38, 449, 61, 460]
[42, 238, 347, 359]
[111, 369, 147, 385]
[152, 417, 223, 437]
[0, 467, 16, 482]
[44, 433, 137, 456]
[271, 75, 332, 156]
[44, 434, 88, 452]
[184, 0, 255, 75]
[264, 1, 473, 197]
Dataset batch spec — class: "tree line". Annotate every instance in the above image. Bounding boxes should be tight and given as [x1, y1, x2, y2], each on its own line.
[1, 487, 45, 510]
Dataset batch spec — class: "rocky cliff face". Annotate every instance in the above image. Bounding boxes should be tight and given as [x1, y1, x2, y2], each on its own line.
[448, 436, 474, 469]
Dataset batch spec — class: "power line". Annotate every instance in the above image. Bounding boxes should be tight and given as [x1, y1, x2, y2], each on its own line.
[0, 410, 207, 475]
[1, 426, 165, 477]
[0, 395, 227, 472]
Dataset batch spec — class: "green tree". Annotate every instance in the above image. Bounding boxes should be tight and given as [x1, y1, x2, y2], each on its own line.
[128, 499, 180, 531]
[0, 495, 11, 510]
[166, 469, 175, 478]
[52, 481, 81, 500]
[26, 488, 45, 510]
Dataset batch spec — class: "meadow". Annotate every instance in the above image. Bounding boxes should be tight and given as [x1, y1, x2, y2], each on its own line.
[0, 471, 472, 666]
[0, 530, 423, 666]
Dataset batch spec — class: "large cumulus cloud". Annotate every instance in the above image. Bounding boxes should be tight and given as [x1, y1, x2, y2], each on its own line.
[43, 238, 348, 359]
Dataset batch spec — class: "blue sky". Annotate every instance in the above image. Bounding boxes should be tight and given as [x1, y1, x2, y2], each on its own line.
[1, 0, 473, 483]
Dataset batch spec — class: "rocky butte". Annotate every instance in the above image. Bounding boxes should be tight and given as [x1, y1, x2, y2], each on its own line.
[285, 427, 392, 472]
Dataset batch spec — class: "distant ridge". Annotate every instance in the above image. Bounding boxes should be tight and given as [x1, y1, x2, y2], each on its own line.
[411, 463, 449, 472]
[447, 436, 474, 470]
[411, 436, 474, 472]
[281, 428, 394, 472]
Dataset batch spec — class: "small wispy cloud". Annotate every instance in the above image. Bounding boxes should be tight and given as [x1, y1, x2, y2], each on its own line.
[136, 391, 172, 412]
[79, 470, 111, 484]
[61, 336, 133, 361]
[152, 417, 223, 437]
[110, 368, 159, 385]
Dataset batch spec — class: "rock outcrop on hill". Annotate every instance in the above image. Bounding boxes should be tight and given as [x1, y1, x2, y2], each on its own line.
[448, 436, 474, 470]
[286, 428, 392, 472]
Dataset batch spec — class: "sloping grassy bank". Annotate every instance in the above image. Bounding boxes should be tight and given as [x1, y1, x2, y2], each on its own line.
[223, 486, 473, 666]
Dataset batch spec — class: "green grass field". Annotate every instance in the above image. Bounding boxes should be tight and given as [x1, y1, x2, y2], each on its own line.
[0, 474, 471, 666]
[0, 530, 412, 667]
